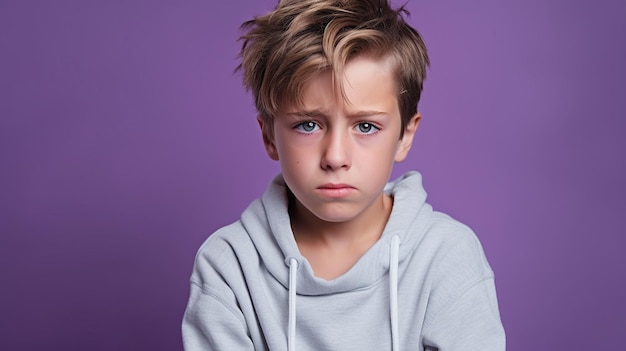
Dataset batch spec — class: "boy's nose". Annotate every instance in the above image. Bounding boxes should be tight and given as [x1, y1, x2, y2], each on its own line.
[320, 130, 351, 171]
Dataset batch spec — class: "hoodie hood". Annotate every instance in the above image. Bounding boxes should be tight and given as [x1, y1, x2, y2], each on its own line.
[184, 170, 505, 351]
[240, 171, 432, 296]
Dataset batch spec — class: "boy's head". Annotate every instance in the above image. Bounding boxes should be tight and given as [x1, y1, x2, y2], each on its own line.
[238, 0, 429, 139]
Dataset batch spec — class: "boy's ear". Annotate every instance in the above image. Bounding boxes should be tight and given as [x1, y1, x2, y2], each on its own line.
[395, 112, 421, 162]
[258, 116, 279, 161]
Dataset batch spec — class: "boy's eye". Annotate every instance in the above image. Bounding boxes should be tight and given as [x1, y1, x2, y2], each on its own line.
[356, 122, 379, 134]
[295, 121, 320, 133]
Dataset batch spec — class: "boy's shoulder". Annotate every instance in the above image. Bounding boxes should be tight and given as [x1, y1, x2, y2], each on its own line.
[195, 219, 250, 259]
[418, 210, 494, 279]
[426, 211, 478, 243]
[190, 219, 253, 279]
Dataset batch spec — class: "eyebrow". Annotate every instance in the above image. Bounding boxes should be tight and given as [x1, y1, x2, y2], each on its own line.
[285, 110, 324, 118]
[348, 110, 387, 118]
[285, 109, 387, 118]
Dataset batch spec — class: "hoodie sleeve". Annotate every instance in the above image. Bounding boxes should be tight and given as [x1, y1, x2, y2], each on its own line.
[421, 217, 506, 350]
[182, 280, 255, 350]
[421, 277, 505, 350]
[181, 228, 258, 351]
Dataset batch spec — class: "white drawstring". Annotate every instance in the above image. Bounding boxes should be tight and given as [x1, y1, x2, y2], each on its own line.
[286, 237, 399, 351]
[288, 258, 298, 351]
[390, 235, 400, 351]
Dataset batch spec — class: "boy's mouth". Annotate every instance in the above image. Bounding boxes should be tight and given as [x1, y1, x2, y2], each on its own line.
[317, 183, 355, 189]
[316, 183, 356, 198]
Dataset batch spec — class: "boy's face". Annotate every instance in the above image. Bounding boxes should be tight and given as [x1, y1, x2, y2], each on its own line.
[259, 55, 420, 225]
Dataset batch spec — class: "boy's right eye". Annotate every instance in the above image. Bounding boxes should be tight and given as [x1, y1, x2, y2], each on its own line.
[294, 121, 320, 133]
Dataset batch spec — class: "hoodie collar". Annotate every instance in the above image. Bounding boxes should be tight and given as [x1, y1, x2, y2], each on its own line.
[240, 171, 431, 296]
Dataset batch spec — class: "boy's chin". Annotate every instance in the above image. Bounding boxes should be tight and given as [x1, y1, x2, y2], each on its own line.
[293, 201, 367, 225]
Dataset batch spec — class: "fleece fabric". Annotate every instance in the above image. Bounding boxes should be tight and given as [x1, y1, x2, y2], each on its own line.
[182, 171, 505, 350]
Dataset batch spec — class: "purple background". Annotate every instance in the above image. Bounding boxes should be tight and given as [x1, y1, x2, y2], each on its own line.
[1, 0, 625, 349]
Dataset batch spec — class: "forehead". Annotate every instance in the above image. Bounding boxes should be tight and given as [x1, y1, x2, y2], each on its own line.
[283, 55, 400, 114]
[280, 55, 398, 113]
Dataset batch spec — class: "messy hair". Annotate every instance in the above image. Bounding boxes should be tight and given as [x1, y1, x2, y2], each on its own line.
[238, 0, 429, 137]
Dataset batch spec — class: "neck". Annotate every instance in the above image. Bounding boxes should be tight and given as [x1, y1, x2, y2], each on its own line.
[289, 192, 393, 249]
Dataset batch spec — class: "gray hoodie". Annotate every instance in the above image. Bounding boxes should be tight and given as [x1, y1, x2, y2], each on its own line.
[182, 171, 505, 350]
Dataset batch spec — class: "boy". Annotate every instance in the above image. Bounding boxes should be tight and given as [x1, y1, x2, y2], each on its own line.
[182, 0, 505, 350]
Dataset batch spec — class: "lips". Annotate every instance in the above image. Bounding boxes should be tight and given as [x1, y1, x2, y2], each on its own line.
[318, 183, 354, 190]
[316, 183, 356, 198]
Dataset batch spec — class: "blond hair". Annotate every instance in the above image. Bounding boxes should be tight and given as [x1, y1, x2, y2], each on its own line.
[238, 0, 429, 137]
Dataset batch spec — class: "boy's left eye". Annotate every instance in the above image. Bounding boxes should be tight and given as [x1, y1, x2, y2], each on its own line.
[356, 122, 379, 134]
